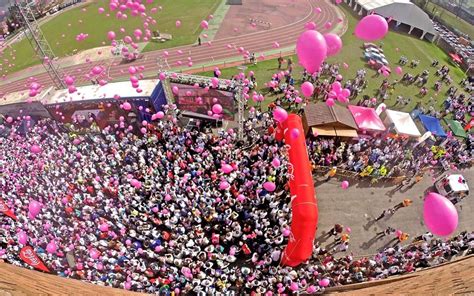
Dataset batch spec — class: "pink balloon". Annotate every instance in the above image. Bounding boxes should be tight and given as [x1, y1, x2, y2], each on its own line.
[64, 76, 75, 86]
[200, 20, 209, 29]
[395, 66, 403, 75]
[332, 81, 342, 93]
[272, 158, 281, 168]
[107, 31, 116, 40]
[90, 249, 100, 259]
[221, 164, 233, 174]
[296, 30, 327, 74]
[28, 200, 42, 218]
[305, 22, 317, 30]
[319, 278, 330, 287]
[341, 180, 349, 189]
[46, 241, 57, 254]
[355, 15, 389, 41]
[273, 107, 288, 123]
[263, 181, 276, 192]
[30, 144, 42, 154]
[423, 192, 458, 236]
[18, 232, 28, 245]
[99, 223, 109, 232]
[219, 181, 230, 190]
[175, 20, 181, 28]
[301, 81, 314, 97]
[324, 33, 343, 56]
[122, 102, 132, 111]
[326, 98, 335, 107]
[341, 88, 351, 97]
[290, 128, 300, 139]
[212, 104, 223, 114]
[130, 179, 141, 188]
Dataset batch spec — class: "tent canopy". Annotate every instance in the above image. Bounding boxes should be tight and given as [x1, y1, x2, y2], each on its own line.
[348, 105, 386, 131]
[356, 0, 436, 35]
[445, 119, 467, 138]
[385, 109, 421, 137]
[419, 115, 446, 137]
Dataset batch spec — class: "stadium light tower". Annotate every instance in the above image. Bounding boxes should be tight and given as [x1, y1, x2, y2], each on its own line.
[11, 0, 66, 89]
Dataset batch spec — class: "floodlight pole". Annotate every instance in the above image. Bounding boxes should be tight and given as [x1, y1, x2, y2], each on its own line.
[13, 1, 66, 89]
[236, 66, 247, 141]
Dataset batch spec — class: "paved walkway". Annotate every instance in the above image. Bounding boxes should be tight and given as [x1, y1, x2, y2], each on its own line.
[0, 0, 346, 95]
[315, 167, 474, 256]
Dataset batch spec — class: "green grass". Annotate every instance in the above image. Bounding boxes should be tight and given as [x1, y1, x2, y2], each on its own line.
[0, 0, 219, 75]
[198, 4, 468, 115]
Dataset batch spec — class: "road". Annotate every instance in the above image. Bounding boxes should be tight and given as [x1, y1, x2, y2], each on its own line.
[315, 167, 474, 256]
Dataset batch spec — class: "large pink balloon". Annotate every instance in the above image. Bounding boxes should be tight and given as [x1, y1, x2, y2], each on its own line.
[301, 81, 314, 97]
[221, 164, 233, 174]
[296, 30, 327, 74]
[355, 15, 389, 41]
[28, 200, 42, 218]
[18, 232, 28, 245]
[263, 181, 276, 192]
[30, 145, 42, 154]
[273, 107, 288, 123]
[423, 192, 458, 236]
[212, 104, 223, 114]
[323, 33, 343, 56]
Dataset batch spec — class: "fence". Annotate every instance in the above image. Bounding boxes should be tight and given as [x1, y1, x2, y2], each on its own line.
[313, 165, 407, 185]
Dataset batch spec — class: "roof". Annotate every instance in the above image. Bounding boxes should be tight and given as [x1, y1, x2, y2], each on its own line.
[44, 80, 160, 105]
[356, 0, 436, 35]
[348, 105, 386, 131]
[303, 102, 358, 130]
[0, 262, 144, 295]
[385, 109, 421, 137]
[447, 174, 469, 192]
[419, 115, 447, 137]
[445, 119, 468, 138]
[330, 256, 474, 295]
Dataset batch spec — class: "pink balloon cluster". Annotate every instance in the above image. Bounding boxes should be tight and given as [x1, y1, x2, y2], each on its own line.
[75, 33, 89, 42]
[328, 81, 351, 103]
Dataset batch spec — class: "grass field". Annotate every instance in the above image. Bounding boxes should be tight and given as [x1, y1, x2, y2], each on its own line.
[198, 4, 468, 115]
[0, 0, 219, 75]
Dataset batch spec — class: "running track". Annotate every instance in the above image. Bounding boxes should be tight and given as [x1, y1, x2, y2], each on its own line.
[1, 0, 342, 95]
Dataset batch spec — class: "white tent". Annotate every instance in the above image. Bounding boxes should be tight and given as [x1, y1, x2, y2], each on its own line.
[347, 0, 437, 40]
[384, 109, 421, 137]
[45, 79, 160, 105]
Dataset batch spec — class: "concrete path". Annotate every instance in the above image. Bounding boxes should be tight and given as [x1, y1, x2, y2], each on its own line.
[315, 167, 474, 257]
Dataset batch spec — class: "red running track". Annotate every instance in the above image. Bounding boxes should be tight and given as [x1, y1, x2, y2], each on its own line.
[0, 0, 342, 95]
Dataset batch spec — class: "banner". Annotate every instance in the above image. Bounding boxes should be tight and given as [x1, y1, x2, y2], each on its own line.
[19, 246, 50, 273]
[0, 199, 17, 220]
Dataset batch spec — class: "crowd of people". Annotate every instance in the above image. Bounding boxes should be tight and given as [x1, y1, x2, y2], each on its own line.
[0, 110, 471, 294]
[306, 130, 472, 182]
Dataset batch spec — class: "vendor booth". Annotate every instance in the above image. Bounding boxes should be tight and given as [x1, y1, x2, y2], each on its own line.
[383, 109, 421, 137]
[444, 119, 468, 139]
[302, 102, 358, 138]
[348, 105, 386, 132]
[419, 115, 447, 137]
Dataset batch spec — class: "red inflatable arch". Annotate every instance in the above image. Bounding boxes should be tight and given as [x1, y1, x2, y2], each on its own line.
[277, 114, 318, 266]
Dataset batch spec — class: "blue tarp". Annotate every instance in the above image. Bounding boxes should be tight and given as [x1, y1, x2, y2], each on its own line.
[419, 115, 447, 137]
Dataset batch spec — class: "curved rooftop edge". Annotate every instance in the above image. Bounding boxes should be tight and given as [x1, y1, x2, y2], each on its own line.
[0, 261, 143, 295]
[0, 256, 473, 295]
[327, 255, 474, 295]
